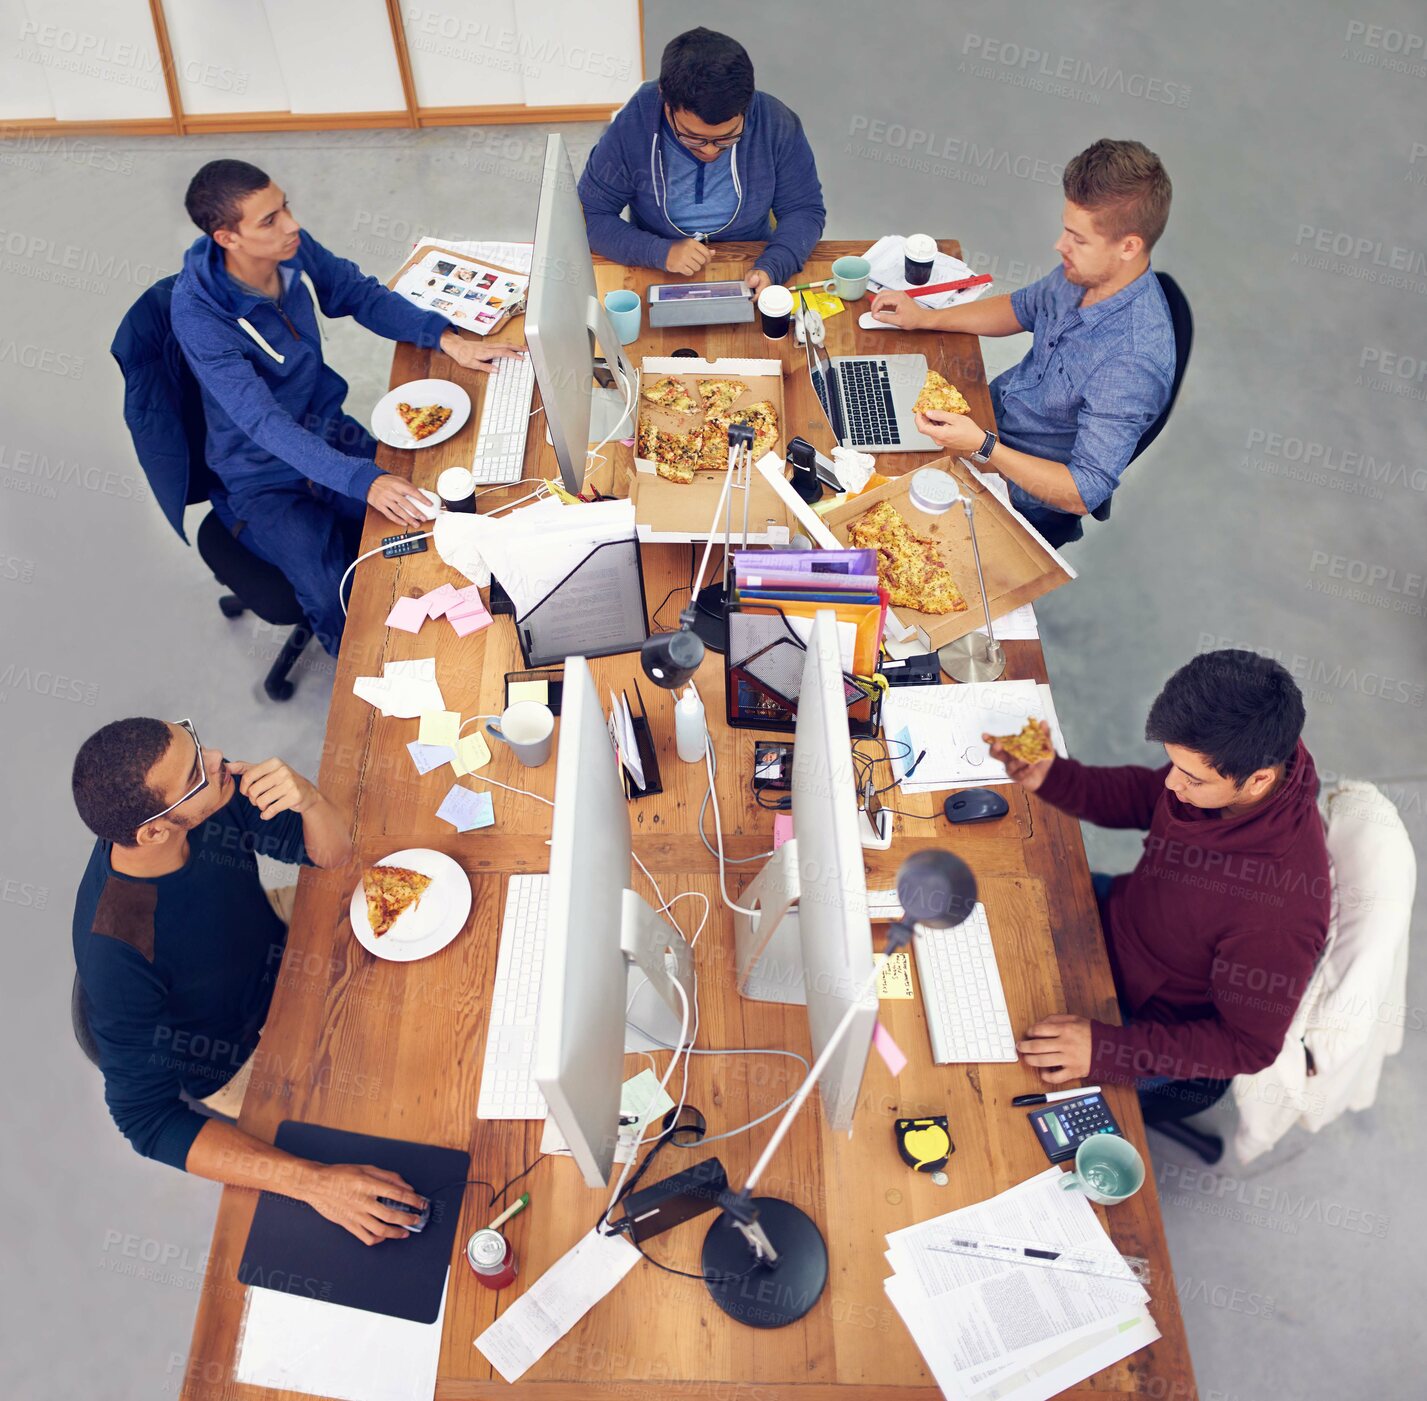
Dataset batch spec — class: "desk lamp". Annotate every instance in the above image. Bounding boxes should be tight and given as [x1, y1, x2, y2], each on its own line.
[640, 424, 755, 687]
[934, 468, 1006, 683]
[700, 848, 979, 1327]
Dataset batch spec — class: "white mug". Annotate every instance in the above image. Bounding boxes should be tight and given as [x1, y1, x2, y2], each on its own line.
[485, 701, 554, 768]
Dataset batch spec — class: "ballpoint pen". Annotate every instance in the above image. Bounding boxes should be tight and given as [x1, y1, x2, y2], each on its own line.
[1011, 1085, 1102, 1107]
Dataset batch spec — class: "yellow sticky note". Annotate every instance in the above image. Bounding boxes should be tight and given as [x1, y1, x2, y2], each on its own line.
[875, 950, 914, 1000]
[451, 731, 492, 777]
[507, 680, 548, 706]
[418, 710, 461, 748]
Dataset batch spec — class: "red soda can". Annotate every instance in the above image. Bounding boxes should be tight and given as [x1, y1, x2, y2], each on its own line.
[466, 1228, 518, 1289]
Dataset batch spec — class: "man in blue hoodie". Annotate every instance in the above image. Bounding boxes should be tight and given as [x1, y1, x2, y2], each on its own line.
[171, 160, 522, 654]
[577, 28, 826, 291]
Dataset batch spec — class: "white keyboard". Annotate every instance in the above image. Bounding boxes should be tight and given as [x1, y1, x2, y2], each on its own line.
[476, 873, 550, 1119]
[912, 903, 1017, 1063]
[470, 354, 537, 484]
[866, 888, 904, 922]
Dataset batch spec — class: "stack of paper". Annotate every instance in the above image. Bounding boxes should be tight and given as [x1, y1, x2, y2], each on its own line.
[884, 1169, 1158, 1401]
[881, 679, 1066, 793]
[353, 659, 446, 718]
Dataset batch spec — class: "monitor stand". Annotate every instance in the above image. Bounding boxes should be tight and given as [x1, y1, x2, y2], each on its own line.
[620, 888, 695, 1054]
[589, 384, 636, 442]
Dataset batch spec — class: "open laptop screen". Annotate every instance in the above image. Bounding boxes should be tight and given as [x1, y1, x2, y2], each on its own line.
[804, 331, 846, 446]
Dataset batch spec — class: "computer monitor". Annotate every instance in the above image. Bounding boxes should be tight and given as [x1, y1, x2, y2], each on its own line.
[526, 133, 639, 495]
[533, 655, 696, 1188]
[731, 610, 877, 1131]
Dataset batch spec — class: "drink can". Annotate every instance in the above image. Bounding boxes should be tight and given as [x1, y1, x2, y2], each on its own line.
[466, 1228, 518, 1289]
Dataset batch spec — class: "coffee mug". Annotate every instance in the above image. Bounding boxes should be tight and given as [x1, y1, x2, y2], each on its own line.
[603, 289, 642, 345]
[757, 284, 794, 340]
[830, 255, 871, 301]
[904, 232, 937, 286]
[1059, 1134, 1144, 1205]
[437, 466, 476, 514]
[485, 701, 554, 768]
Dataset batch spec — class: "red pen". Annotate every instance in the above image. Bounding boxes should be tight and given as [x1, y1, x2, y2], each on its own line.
[904, 273, 994, 299]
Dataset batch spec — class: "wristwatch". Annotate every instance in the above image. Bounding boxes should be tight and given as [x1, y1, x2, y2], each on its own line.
[970, 430, 998, 464]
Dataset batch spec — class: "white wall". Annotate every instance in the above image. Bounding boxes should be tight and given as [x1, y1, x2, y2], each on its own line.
[164, 0, 288, 116]
[260, 0, 406, 114]
[14, 0, 169, 121]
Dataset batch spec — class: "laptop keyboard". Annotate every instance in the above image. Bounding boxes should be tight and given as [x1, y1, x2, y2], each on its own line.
[837, 360, 902, 447]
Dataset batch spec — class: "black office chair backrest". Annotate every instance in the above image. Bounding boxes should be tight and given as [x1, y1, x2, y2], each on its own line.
[71, 970, 102, 1069]
[1090, 270, 1193, 523]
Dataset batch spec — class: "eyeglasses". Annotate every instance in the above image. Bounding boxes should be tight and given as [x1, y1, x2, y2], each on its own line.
[139, 718, 209, 826]
[668, 113, 744, 152]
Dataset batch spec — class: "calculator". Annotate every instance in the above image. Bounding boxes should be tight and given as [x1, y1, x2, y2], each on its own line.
[382, 533, 428, 558]
[1027, 1093, 1123, 1163]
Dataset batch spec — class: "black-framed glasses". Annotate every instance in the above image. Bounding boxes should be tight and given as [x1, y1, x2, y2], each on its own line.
[668, 112, 744, 151]
[139, 718, 208, 826]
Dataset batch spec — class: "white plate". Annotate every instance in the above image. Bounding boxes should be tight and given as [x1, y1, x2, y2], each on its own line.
[371, 379, 471, 450]
[349, 848, 473, 962]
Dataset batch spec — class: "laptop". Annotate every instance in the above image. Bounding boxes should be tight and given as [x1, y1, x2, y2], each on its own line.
[803, 318, 942, 455]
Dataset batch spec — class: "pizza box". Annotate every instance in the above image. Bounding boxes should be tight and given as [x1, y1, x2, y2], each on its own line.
[588, 356, 796, 544]
[818, 457, 1076, 651]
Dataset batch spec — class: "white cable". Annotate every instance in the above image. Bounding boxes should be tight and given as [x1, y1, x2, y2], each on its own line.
[585, 362, 636, 478]
[338, 530, 434, 617]
[702, 728, 762, 917]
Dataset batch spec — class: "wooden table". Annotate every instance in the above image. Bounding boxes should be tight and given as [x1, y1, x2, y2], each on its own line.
[181, 241, 1196, 1400]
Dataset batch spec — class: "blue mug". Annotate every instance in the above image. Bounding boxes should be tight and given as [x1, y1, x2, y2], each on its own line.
[603, 289, 642, 345]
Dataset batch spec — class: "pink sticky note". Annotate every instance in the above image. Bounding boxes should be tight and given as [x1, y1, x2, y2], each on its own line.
[385, 596, 429, 633]
[423, 584, 461, 619]
[872, 1021, 907, 1077]
[450, 583, 486, 610]
[772, 814, 794, 850]
[448, 604, 493, 637]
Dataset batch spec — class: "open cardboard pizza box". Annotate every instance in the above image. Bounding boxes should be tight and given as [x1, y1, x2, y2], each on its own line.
[819, 457, 1076, 650]
[585, 355, 796, 544]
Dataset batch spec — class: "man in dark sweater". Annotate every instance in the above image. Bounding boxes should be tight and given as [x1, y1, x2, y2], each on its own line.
[72, 716, 426, 1245]
[990, 651, 1330, 1109]
[578, 28, 827, 291]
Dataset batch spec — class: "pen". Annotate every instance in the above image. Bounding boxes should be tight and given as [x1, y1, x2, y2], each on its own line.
[487, 1192, 530, 1232]
[902, 748, 929, 781]
[1012, 1085, 1102, 1107]
[786, 278, 834, 293]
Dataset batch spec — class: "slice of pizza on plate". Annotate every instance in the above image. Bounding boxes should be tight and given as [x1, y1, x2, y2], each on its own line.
[362, 864, 434, 937]
[396, 402, 453, 441]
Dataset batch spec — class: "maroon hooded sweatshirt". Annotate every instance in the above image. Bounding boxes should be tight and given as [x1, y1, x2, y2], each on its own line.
[1036, 740, 1330, 1083]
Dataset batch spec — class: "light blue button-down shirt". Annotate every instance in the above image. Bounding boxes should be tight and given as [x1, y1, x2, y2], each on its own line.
[990, 266, 1175, 531]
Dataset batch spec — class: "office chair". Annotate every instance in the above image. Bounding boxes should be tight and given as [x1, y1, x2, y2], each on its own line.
[112, 277, 312, 702]
[1088, 270, 1195, 525]
[1141, 1079, 1228, 1164]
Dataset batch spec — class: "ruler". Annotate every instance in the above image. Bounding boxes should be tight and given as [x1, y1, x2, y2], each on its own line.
[927, 1231, 1151, 1286]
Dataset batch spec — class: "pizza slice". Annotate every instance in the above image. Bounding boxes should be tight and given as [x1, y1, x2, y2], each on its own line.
[989, 720, 1052, 765]
[911, 370, 971, 418]
[362, 864, 434, 937]
[847, 501, 968, 614]
[396, 402, 453, 441]
[640, 376, 698, 414]
[638, 421, 704, 484]
[706, 400, 779, 461]
[698, 378, 748, 415]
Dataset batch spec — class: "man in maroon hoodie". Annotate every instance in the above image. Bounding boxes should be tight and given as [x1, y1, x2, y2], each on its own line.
[990, 650, 1330, 1122]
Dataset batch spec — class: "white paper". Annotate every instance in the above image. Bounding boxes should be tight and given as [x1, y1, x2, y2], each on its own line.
[882, 680, 1065, 793]
[236, 1279, 445, 1401]
[409, 235, 534, 277]
[392, 245, 529, 336]
[474, 1228, 641, 1383]
[608, 689, 645, 791]
[861, 235, 994, 310]
[978, 602, 1039, 641]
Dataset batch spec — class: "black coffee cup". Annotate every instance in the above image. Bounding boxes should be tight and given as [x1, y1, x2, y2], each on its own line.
[758, 284, 794, 340]
[904, 234, 937, 286]
[437, 466, 476, 514]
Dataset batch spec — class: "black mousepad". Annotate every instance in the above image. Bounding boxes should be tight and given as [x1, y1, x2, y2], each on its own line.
[237, 1121, 470, 1324]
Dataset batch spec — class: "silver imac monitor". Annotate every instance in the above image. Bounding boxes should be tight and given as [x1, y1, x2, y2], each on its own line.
[730, 610, 877, 1131]
[533, 656, 696, 1187]
[526, 133, 639, 495]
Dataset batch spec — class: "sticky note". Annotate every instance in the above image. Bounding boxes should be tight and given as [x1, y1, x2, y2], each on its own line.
[385, 595, 430, 633]
[423, 583, 461, 618]
[872, 1021, 907, 1076]
[450, 731, 492, 777]
[418, 710, 461, 748]
[407, 740, 456, 774]
[875, 950, 914, 1000]
[507, 680, 548, 705]
[449, 583, 486, 611]
[436, 785, 495, 832]
[448, 602, 492, 637]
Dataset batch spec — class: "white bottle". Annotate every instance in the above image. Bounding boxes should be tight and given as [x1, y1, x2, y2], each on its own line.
[675, 685, 706, 764]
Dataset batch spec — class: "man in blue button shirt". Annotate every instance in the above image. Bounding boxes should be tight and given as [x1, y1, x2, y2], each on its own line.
[872, 140, 1176, 546]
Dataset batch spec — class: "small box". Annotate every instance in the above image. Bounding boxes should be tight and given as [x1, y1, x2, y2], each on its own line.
[648, 280, 756, 328]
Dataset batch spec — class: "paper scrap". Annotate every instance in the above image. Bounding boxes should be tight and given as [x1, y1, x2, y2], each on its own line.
[407, 740, 456, 775]
[436, 785, 494, 832]
[872, 1020, 908, 1075]
[800, 288, 844, 319]
[619, 1069, 675, 1136]
[473, 1229, 641, 1383]
[772, 813, 794, 849]
[507, 679, 548, 705]
[385, 595, 430, 633]
[418, 710, 461, 748]
[875, 950, 915, 1000]
[450, 732, 492, 777]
